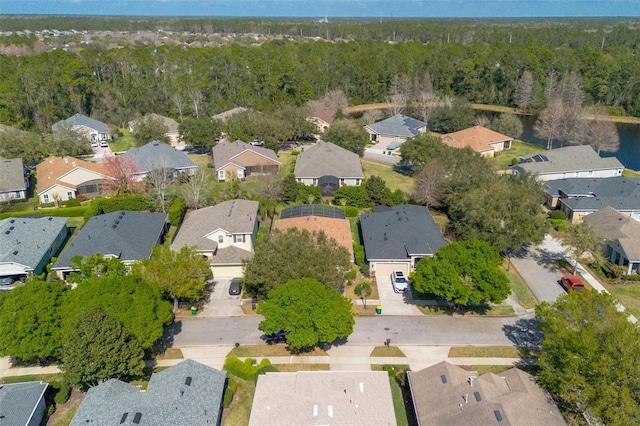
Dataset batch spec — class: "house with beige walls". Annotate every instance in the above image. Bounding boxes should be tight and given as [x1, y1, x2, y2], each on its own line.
[36, 156, 105, 204]
[440, 126, 512, 158]
[171, 199, 259, 278]
[212, 140, 280, 182]
[365, 114, 427, 145]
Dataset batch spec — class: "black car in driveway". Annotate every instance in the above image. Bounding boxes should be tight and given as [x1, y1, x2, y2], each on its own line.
[228, 278, 242, 295]
[262, 330, 289, 345]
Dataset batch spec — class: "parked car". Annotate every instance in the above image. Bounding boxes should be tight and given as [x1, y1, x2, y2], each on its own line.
[249, 140, 264, 146]
[90, 141, 99, 148]
[0, 277, 15, 286]
[560, 276, 585, 292]
[228, 278, 242, 295]
[391, 270, 409, 293]
[262, 330, 289, 345]
[99, 140, 109, 148]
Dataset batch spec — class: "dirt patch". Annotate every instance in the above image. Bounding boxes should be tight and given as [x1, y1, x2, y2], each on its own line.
[47, 388, 84, 425]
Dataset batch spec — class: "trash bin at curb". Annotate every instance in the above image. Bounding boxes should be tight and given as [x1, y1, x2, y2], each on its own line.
[376, 305, 382, 315]
[191, 306, 197, 315]
[319, 342, 325, 349]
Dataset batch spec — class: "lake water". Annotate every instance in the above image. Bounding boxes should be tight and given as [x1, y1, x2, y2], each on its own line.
[519, 116, 640, 172]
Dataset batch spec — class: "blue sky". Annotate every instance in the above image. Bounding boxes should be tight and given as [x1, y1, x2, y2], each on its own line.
[1, 0, 640, 18]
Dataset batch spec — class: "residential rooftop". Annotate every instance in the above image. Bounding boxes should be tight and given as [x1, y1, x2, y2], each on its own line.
[365, 114, 427, 138]
[513, 145, 623, 175]
[545, 177, 640, 212]
[294, 140, 364, 179]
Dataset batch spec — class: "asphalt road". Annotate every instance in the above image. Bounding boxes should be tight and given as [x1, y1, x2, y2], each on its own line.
[165, 314, 535, 347]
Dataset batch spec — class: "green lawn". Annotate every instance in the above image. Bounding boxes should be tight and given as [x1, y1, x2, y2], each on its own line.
[371, 365, 411, 426]
[371, 346, 406, 357]
[504, 264, 538, 309]
[109, 128, 135, 153]
[362, 159, 414, 193]
[608, 283, 640, 319]
[448, 346, 522, 358]
[221, 375, 256, 426]
[491, 140, 543, 170]
[622, 169, 640, 178]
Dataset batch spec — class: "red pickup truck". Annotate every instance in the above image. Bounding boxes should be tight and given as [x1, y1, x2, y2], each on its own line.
[560, 276, 586, 291]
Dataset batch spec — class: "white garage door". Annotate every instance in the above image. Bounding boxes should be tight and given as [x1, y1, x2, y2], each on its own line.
[372, 262, 410, 277]
[212, 265, 244, 279]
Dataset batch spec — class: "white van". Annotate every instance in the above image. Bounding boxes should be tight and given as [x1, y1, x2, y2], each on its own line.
[391, 270, 409, 293]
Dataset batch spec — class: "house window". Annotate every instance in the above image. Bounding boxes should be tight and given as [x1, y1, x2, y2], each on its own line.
[218, 235, 224, 244]
[43, 194, 49, 203]
[67, 191, 74, 199]
[218, 170, 225, 180]
[588, 170, 593, 176]
[234, 234, 245, 243]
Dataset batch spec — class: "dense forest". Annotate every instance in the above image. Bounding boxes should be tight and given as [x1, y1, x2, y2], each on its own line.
[0, 17, 639, 131]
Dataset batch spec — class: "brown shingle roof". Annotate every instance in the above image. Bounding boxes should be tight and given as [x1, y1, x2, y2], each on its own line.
[312, 108, 336, 126]
[441, 126, 512, 153]
[36, 156, 105, 193]
[275, 216, 354, 260]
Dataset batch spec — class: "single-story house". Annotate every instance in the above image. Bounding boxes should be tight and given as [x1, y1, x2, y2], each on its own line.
[122, 140, 197, 180]
[212, 140, 280, 181]
[128, 113, 184, 149]
[52, 211, 167, 279]
[36, 156, 106, 204]
[0, 216, 69, 280]
[52, 113, 110, 142]
[511, 145, 624, 181]
[0, 381, 49, 426]
[249, 371, 396, 426]
[360, 204, 446, 276]
[294, 141, 364, 196]
[171, 199, 259, 278]
[71, 359, 226, 426]
[583, 206, 640, 275]
[440, 125, 512, 158]
[408, 361, 566, 426]
[544, 177, 640, 223]
[276, 205, 353, 261]
[212, 106, 248, 121]
[310, 108, 336, 131]
[364, 114, 427, 145]
[0, 156, 28, 202]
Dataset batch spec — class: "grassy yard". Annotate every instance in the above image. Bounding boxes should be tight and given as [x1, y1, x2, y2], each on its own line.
[50, 398, 83, 426]
[416, 304, 515, 316]
[187, 153, 212, 167]
[155, 348, 184, 360]
[371, 365, 411, 426]
[109, 128, 135, 153]
[448, 346, 522, 358]
[227, 344, 328, 358]
[362, 159, 414, 193]
[491, 140, 543, 170]
[371, 346, 406, 357]
[606, 282, 640, 319]
[2, 373, 63, 384]
[462, 365, 513, 375]
[504, 263, 538, 309]
[622, 169, 640, 178]
[221, 375, 255, 426]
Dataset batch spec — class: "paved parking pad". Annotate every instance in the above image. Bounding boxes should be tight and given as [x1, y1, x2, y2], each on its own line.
[199, 279, 244, 317]
[375, 274, 422, 316]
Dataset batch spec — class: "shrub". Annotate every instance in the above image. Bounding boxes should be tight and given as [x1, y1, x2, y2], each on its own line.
[54, 383, 71, 405]
[291, 150, 300, 156]
[167, 197, 187, 226]
[510, 157, 520, 166]
[63, 198, 82, 207]
[224, 356, 272, 381]
[549, 210, 566, 220]
[548, 219, 568, 232]
[353, 243, 365, 266]
[383, 364, 396, 378]
[346, 269, 357, 281]
[344, 206, 359, 217]
[222, 378, 238, 408]
[622, 274, 640, 281]
[85, 195, 155, 219]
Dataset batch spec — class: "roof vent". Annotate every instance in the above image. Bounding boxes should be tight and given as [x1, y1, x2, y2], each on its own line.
[132, 412, 142, 424]
[474, 391, 482, 402]
[9, 219, 14, 223]
[112, 224, 117, 228]
[185, 376, 192, 386]
[13, 251, 18, 256]
[48, 217, 53, 221]
[494, 410, 503, 422]
[440, 374, 447, 384]
[119, 412, 128, 424]
[4, 231, 9, 235]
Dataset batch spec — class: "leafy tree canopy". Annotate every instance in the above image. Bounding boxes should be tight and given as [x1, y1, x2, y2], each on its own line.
[322, 119, 369, 156]
[132, 114, 170, 146]
[428, 98, 476, 133]
[413, 239, 510, 306]
[257, 279, 354, 351]
[63, 274, 173, 349]
[244, 228, 351, 299]
[61, 307, 145, 390]
[69, 253, 127, 282]
[0, 280, 68, 362]
[333, 185, 370, 208]
[536, 291, 640, 425]
[179, 116, 223, 148]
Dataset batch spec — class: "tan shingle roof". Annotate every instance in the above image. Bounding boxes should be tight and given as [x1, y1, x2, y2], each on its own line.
[36, 156, 105, 194]
[441, 126, 512, 153]
[212, 140, 279, 171]
[294, 141, 363, 179]
[583, 206, 640, 261]
[0, 156, 26, 193]
[275, 216, 353, 260]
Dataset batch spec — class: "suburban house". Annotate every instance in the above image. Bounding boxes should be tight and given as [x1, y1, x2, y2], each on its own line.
[0, 381, 49, 426]
[249, 371, 396, 426]
[360, 204, 446, 276]
[52, 211, 167, 279]
[544, 177, 640, 223]
[122, 140, 197, 180]
[0, 216, 69, 281]
[310, 108, 336, 131]
[294, 141, 364, 196]
[276, 205, 353, 261]
[71, 359, 226, 426]
[52, 113, 110, 142]
[212, 139, 280, 182]
[511, 145, 624, 181]
[212, 106, 248, 121]
[440, 125, 512, 158]
[583, 206, 640, 275]
[0, 155, 28, 202]
[171, 199, 259, 278]
[364, 114, 427, 146]
[36, 156, 106, 204]
[128, 113, 184, 149]
[408, 361, 566, 426]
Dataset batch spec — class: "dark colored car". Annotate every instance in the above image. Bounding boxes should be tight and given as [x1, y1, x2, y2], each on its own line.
[262, 330, 289, 345]
[0, 277, 15, 286]
[560, 276, 585, 291]
[228, 278, 242, 295]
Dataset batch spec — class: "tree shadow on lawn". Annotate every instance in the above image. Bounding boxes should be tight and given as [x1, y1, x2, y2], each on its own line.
[156, 320, 182, 358]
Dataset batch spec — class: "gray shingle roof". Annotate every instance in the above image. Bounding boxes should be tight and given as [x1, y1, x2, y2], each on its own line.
[0, 156, 26, 193]
[171, 200, 258, 253]
[360, 204, 446, 261]
[212, 140, 280, 171]
[513, 145, 623, 175]
[212, 106, 248, 121]
[408, 362, 566, 426]
[0, 216, 68, 274]
[71, 359, 226, 426]
[545, 177, 640, 212]
[53, 211, 167, 269]
[583, 206, 640, 261]
[52, 113, 109, 133]
[365, 114, 427, 138]
[294, 141, 364, 179]
[122, 141, 196, 174]
[249, 371, 396, 426]
[129, 114, 179, 134]
[0, 381, 48, 426]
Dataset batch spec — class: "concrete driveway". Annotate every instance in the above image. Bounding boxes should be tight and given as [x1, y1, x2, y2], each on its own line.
[375, 274, 422, 316]
[510, 238, 567, 304]
[198, 279, 244, 317]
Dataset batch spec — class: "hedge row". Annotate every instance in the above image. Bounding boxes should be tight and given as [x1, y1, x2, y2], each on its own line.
[223, 356, 272, 381]
[84, 195, 156, 219]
